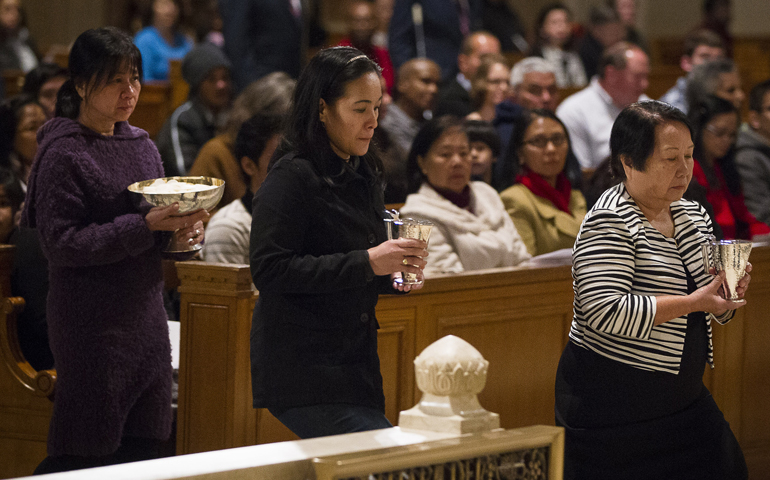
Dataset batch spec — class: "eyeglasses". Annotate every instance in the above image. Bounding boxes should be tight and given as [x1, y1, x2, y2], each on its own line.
[524, 84, 558, 98]
[523, 133, 567, 149]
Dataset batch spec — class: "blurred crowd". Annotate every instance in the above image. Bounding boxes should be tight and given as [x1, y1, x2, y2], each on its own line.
[2, 0, 770, 366]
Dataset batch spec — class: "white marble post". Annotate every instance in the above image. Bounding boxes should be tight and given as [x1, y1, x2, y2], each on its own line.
[398, 335, 500, 434]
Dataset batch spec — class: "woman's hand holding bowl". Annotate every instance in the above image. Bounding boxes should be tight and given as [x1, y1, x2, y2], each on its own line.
[145, 203, 210, 249]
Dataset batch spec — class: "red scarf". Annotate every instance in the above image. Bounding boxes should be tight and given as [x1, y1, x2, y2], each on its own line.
[515, 169, 573, 215]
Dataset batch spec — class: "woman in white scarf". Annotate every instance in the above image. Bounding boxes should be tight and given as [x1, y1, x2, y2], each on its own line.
[400, 116, 530, 275]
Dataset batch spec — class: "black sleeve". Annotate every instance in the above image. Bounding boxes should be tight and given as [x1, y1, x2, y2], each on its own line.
[249, 160, 376, 294]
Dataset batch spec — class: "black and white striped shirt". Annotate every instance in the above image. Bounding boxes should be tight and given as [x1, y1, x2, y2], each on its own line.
[570, 183, 734, 374]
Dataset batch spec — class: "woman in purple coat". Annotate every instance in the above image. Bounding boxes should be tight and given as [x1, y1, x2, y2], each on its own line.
[22, 27, 209, 474]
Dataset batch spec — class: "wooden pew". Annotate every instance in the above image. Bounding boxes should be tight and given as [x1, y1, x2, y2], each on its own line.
[175, 245, 770, 476]
[0, 245, 53, 479]
[131, 82, 173, 140]
[646, 64, 684, 100]
[649, 36, 685, 67]
[0, 251, 183, 479]
[168, 59, 189, 113]
[2, 69, 25, 97]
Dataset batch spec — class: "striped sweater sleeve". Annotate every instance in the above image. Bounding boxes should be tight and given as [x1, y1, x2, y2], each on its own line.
[573, 207, 657, 340]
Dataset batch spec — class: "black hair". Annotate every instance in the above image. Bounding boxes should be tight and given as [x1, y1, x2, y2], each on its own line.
[272, 46, 383, 181]
[703, 0, 729, 15]
[55, 27, 143, 119]
[609, 100, 693, 181]
[141, 0, 185, 29]
[749, 79, 770, 114]
[683, 29, 725, 57]
[464, 119, 501, 159]
[689, 94, 741, 196]
[234, 113, 285, 182]
[504, 108, 571, 180]
[22, 62, 69, 97]
[0, 94, 43, 171]
[531, 2, 573, 52]
[589, 4, 620, 26]
[406, 115, 466, 194]
[0, 168, 26, 215]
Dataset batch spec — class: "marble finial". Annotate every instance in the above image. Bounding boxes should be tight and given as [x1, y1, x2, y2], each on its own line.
[399, 335, 500, 434]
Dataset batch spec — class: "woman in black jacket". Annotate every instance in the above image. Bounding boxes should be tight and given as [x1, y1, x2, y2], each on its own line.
[249, 47, 428, 439]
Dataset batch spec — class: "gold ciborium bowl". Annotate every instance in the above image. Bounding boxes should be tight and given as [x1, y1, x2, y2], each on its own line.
[127, 176, 225, 215]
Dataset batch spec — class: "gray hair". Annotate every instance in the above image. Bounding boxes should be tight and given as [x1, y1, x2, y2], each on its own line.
[510, 57, 557, 88]
[686, 58, 738, 114]
[224, 71, 296, 140]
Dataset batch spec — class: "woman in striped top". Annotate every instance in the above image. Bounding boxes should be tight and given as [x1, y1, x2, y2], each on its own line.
[555, 100, 750, 479]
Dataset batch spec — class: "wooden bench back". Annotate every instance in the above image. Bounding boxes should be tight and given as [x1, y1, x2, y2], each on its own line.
[174, 246, 770, 474]
[131, 82, 173, 140]
[0, 245, 53, 479]
[2, 69, 25, 97]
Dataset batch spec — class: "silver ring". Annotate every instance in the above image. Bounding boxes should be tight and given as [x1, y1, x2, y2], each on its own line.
[195, 229, 201, 236]
[188, 238, 194, 245]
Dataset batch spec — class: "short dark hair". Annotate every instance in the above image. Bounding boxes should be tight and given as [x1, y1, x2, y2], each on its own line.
[609, 100, 693, 180]
[56, 27, 143, 119]
[589, 4, 619, 26]
[234, 113, 285, 181]
[599, 41, 639, 79]
[22, 62, 69, 98]
[703, 0, 729, 15]
[683, 29, 725, 57]
[464, 119, 501, 159]
[406, 115, 466, 193]
[536, 3, 571, 36]
[505, 109, 570, 180]
[749, 79, 770, 114]
[273, 47, 382, 180]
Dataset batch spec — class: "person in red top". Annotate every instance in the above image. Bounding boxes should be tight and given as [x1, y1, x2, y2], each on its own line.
[338, 0, 395, 94]
[688, 95, 770, 240]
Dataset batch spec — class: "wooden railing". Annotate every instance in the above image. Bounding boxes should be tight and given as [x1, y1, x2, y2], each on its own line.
[174, 245, 770, 476]
[4, 244, 770, 478]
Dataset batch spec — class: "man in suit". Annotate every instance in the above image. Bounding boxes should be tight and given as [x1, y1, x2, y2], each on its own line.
[388, 0, 482, 83]
[434, 30, 500, 117]
[218, 0, 309, 91]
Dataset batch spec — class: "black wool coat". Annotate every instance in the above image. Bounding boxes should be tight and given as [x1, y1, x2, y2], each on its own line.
[249, 152, 396, 411]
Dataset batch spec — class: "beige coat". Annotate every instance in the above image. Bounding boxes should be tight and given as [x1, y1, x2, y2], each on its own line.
[400, 182, 530, 275]
[500, 184, 587, 257]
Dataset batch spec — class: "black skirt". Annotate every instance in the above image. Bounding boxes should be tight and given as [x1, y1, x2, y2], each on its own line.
[555, 271, 747, 480]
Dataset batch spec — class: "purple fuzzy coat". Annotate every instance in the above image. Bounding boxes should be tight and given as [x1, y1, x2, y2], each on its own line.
[22, 118, 172, 457]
